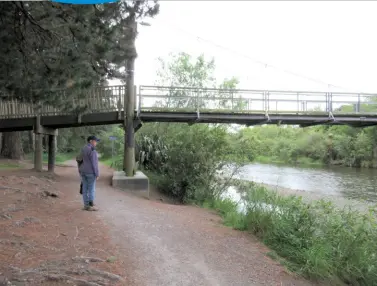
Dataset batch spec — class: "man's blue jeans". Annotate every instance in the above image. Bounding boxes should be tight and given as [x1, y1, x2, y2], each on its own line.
[81, 173, 96, 206]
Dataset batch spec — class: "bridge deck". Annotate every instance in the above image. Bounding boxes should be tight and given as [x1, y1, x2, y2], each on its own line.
[1, 111, 377, 132]
[1, 85, 377, 131]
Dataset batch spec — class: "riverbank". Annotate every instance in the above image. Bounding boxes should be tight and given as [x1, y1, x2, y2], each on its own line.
[100, 157, 377, 284]
[254, 155, 323, 167]
[211, 181, 377, 285]
[260, 182, 376, 213]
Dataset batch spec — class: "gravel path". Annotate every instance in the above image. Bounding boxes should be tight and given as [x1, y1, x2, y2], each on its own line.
[60, 162, 313, 286]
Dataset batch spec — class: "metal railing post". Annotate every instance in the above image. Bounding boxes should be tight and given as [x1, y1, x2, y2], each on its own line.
[357, 93, 361, 113]
[196, 88, 199, 111]
[137, 85, 142, 116]
[329, 93, 333, 112]
[231, 91, 234, 111]
[117, 86, 122, 120]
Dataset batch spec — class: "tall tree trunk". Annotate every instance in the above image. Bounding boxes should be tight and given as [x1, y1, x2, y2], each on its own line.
[42, 135, 47, 152]
[23, 131, 35, 154]
[29, 131, 35, 153]
[1, 132, 23, 159]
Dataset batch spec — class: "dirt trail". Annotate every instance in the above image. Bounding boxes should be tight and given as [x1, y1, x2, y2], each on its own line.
[0, 163, 126, 286]
[56, 161, 312, 286]
[1, 161, 313, 286]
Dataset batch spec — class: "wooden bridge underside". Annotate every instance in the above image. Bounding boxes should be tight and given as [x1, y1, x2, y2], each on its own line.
[1, 110, 377, 132]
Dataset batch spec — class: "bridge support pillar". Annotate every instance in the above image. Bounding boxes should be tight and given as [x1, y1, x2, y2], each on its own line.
[34, 118, 58, 172]
[47, 134, 57, 172]
[34, 133, 43, 172]
[123, 59, 136, 177]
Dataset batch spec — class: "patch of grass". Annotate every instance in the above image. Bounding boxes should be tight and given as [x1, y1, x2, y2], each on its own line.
[100, 156, 123, 170]
[295, 156, 323, 167]
[216, 181, 377, 284]
[101, 158, 113, 167]
[106, 256, 117, 263]
[254, 155, 285, 164]
[0, 162, 21, 170]
[254, 155, 323, 167]
[26, 152, 74, 164]
[203, 198, 248, 230]
[55, 153, 75, 163]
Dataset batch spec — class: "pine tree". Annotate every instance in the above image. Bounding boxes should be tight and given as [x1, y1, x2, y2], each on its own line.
[0, 1, 159, 159]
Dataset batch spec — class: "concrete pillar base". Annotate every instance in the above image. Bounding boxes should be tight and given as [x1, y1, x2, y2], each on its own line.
[112, 171, 149, 198]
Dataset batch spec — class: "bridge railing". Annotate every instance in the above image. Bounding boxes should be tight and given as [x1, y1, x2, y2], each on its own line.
[2, 85, 377, 120]
[138, 85, 377, 114]
[0, 85, 126, 119]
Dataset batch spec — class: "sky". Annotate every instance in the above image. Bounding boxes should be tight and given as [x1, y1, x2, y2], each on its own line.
[124, 1, 377, 94]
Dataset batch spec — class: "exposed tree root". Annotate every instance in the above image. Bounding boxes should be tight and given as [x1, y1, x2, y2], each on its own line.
[7, 257, 124, 285]
[72, 256, 106, 263]
[0, 186, 25, 192]
[46, 274, 102, 286]
[87, 269, 123, 281]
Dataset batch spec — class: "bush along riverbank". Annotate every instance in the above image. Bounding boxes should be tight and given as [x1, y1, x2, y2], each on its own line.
[206, 181, 377, 285]
[232, 124, 377, 169]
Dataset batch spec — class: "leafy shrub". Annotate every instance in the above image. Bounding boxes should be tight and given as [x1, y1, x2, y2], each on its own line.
[137, 123, 238, 203]
[231, 182, 377, 284]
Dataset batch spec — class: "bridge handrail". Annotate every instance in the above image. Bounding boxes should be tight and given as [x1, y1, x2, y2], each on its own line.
[139, 85, 377, 97]
[2, 84, 377, 119]
[137, 85, 377, 115]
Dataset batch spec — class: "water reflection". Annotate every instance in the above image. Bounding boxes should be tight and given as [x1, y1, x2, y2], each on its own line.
[239, 163, 377, 203]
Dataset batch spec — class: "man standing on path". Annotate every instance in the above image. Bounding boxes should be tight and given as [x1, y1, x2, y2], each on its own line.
[79, 136, 100, 211]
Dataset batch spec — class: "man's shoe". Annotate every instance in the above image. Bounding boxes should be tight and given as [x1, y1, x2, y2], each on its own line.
[83, 205, 90, 211]
[88, 206, 98, 211]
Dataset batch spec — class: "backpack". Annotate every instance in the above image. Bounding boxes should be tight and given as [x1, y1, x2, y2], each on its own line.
[76, 146, 94, 167]
[76, 150, 84, 166]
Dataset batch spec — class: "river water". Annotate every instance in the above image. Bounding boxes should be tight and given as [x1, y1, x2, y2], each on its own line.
[237, 163, 377, 203]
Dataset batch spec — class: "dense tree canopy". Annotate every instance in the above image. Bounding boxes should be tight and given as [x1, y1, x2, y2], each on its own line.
[0, 0, 159, 159]
[0, 1, 159, 104]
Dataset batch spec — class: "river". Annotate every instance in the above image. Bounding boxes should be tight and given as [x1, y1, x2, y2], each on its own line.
[237, 163, 377, 204]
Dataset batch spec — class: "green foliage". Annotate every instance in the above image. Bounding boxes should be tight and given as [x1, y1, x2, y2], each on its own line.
[0, 1, 159, 159]
[0, 162, 21, 170]
[58, 126, 113, 153]
[137, 123, 231, 203]
[0, 1, 159, 105]
[133, 52, 245, 202]
[96, 125, 125, 170]
[157, 52, 216, 88]
[205, 198, 248, 230]
[210, 181, 377, 284]
[26, 152, 74, 163]
[237, 124, 377, 168]
[154, 52, 241, 111]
